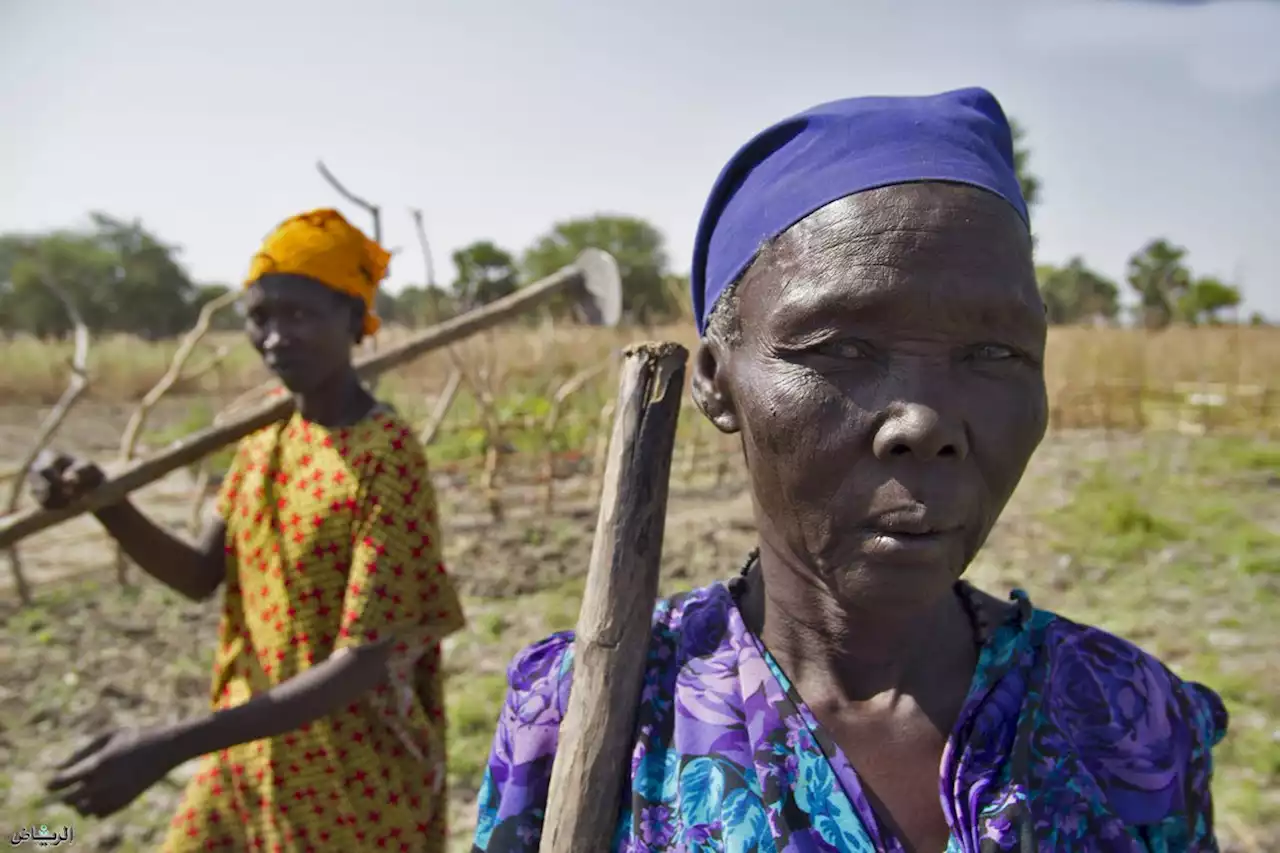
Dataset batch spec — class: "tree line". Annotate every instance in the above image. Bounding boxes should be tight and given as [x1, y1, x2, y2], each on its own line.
[1, 212, 1260, 340]
[0, 125, 1266, 339]
[1039, 241, 1259, 328]
[0, 212, 691, 339]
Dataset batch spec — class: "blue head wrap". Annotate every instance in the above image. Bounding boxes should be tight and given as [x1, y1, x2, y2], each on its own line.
[690, 87, 1029, 334]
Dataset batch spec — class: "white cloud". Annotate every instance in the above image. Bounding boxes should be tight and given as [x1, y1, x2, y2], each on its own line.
[1015, 0, 1280, 97]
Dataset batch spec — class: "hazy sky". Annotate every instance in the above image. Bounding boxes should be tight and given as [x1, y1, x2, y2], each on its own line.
[3, 0, 1279, 318]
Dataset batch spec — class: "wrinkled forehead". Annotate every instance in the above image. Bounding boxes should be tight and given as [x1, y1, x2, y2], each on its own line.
[736, 183, 1042, 336]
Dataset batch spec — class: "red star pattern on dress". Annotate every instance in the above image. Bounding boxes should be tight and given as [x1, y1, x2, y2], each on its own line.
[162, 409, 465, 853]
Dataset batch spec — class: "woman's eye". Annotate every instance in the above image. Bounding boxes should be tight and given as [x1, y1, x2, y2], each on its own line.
[971, 344, 1017, 361]
[815, 339, 866, 359]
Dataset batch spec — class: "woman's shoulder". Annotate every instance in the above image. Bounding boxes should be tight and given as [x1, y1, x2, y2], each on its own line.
[359, 406, 423, 453]
[343, 407, 432, 480]
[1031, 607, 1229, 750]
[500, 582, 736, 719]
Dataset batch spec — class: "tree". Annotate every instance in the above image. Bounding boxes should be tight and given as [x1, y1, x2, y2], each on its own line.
[5, 231, 121, 338]
[1179, 277, 1242, 326]
[1009, 119, 1041, 216]
[450, 241, 519, 310]
[0, 215, 203, 339]
[1038, 258, 1121, 325]
[0, 234, 37, 334]
[392, 285, 457, 327]
[373, 289, 403, 327]
[193, 283, 244, 332]
[1126, 239, 1193, 329]
[88, 213, 201, 338]
[662, 273, 692, 322]
[0, 234, 27, 285]
[521, 215, 676, 323]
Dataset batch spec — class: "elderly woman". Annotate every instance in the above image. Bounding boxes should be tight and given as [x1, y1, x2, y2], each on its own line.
[470, 89, 1227, 852]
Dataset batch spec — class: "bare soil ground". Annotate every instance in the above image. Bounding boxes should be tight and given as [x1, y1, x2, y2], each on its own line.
[2, 400, 1276, 851]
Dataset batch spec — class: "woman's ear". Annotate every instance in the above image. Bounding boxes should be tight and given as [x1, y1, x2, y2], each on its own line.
[691, 339, 741, 434]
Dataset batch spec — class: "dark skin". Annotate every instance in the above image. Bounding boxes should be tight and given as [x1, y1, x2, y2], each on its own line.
[34, 274, 398, 818]
[693, 183, 1048, 853]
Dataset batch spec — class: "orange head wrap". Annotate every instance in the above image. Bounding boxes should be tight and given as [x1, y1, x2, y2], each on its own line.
[244, 208, 391, 336]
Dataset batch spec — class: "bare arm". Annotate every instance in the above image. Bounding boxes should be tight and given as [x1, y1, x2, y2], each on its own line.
[28, 451, 228, 602]
[160, 641, 392, 761]
[94, 501, 226, 602]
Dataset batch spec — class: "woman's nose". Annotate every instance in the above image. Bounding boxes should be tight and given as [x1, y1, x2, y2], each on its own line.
[872, 402, 969, 461]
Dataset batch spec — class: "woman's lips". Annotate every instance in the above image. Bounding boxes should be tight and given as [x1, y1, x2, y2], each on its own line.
[858, 510, 962, 556]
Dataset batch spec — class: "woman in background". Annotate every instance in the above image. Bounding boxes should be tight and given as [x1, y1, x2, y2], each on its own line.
[35, 208, 466, 852]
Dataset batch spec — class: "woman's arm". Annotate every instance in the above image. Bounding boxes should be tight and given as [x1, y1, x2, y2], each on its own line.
[160, 641, 393, 760]
[94, 502, 226, 601]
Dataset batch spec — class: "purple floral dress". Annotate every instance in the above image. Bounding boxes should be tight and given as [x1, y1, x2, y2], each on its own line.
[471, 581, 1227, 852]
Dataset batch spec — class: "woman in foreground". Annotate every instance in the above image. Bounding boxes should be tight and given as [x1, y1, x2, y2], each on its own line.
[35, 209, 465, 851]
[471, 88, 1227, 852]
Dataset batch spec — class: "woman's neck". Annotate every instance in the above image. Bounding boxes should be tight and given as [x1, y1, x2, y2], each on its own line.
[738, 550, 979, 704]
[294, 371, 376, 428]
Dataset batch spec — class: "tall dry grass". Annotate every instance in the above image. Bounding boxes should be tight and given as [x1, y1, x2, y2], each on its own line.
[0, 325, 671, 404]
[2, 324, 1278, 432]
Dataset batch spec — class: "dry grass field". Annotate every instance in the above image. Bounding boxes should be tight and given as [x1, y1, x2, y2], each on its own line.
[4, 323, 1279, 410]
[1, 323, 1277, 851]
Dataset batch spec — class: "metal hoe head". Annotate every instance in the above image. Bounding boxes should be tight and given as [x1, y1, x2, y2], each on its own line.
[574, 248, 624, 327]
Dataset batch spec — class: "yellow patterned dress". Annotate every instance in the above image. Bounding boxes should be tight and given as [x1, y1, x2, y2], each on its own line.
[162, 407, 465, 853]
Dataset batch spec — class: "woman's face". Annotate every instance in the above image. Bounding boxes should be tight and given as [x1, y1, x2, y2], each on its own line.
[694, 183, 1048, 608]
[242, 274, 361, 394]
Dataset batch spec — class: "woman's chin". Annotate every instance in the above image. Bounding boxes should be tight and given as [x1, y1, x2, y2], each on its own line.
[823, 545, 967, 602]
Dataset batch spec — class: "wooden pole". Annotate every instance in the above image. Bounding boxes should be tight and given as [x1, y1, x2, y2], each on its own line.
[540, 342, 688, 853]
[0, 255, 622, 550]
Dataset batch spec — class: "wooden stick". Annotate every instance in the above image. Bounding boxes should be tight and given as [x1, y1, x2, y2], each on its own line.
[0, 260, 605, 549]
[419, 368, 462, 446]
[4, 272, 92, 604]
[540, 341, 688, 853]
[113, 288, 239, 585]
[409, 207, 438, 288]
[317, 160, 382, 243]
[541, 361, 612, 513]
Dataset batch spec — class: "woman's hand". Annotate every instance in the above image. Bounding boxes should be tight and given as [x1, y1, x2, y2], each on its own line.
[45, 727, 183, 818]
[26, 451, 107, 510]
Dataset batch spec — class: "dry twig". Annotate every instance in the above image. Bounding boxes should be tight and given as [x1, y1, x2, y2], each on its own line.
[589, 401, 615, 502]
[317, 159, 389, 368]
[540, 362, 611, 512]
[409, 208, 437, 288]
[4, 273, 91, 604]
[407, 198, 463, 447]
[316, 160, 382, 243]
[111, 289, 239, 584]
[446, 347, 507, 521]
[420, 369, 462, 446]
